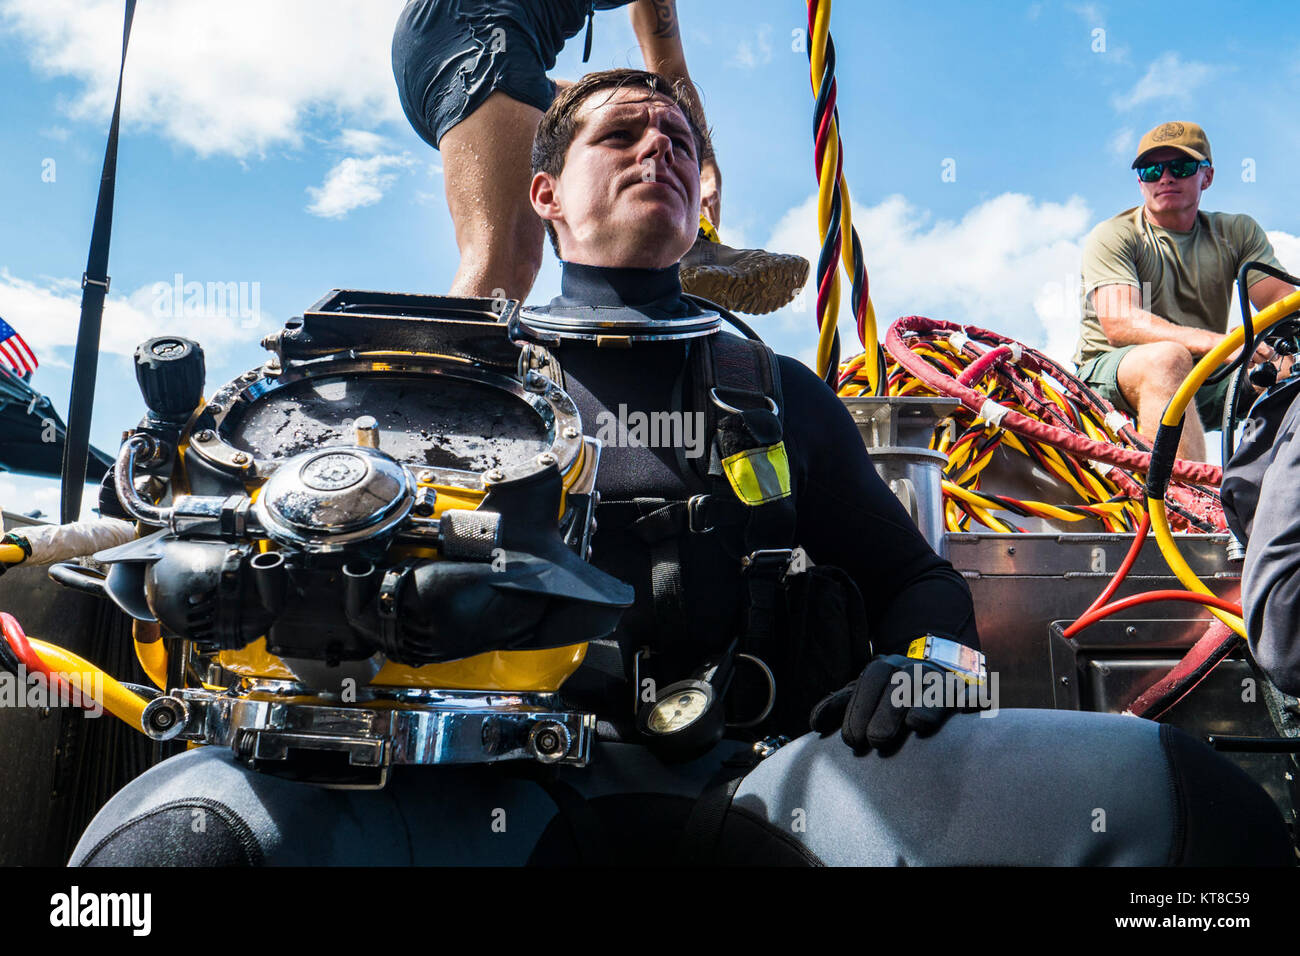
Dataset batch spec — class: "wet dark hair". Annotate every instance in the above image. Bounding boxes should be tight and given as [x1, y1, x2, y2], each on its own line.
[531, 68, 711, 257]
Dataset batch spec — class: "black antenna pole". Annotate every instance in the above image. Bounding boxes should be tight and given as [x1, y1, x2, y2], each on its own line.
[60, 0, 137, 523]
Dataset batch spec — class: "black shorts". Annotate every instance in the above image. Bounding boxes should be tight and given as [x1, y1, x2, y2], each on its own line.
[392, 0, 594, 149]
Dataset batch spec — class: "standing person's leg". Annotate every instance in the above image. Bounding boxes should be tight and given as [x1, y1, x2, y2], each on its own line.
[438, 93, 547, 301]
[393, 1, 559, 303]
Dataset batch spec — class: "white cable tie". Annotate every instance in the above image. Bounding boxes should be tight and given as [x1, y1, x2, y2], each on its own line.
[1103, 410, 1130, 432]
[948, 331, 970, 352]
[1090, 459, 1113, 477]
[977, 399, 1010, 427]
[1006, 343, 1022, 362]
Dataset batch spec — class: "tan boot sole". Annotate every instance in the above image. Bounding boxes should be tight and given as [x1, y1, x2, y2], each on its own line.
[681, 254, 810, 315]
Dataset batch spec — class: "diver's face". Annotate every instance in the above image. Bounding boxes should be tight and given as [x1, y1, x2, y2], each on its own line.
[537, 87, 701, 268]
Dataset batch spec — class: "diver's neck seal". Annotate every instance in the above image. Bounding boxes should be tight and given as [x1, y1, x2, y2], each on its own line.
[514, 261, 722, 346]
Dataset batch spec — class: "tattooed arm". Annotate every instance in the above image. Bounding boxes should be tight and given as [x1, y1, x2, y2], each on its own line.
[629, 0, 721, 227]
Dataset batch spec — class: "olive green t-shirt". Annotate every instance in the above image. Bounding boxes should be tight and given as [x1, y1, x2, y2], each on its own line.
[1073, 207, 1281, 366]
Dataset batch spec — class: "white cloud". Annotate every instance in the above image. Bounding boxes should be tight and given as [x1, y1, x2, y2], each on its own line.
[0, 0, 408, 158]
[1068, 2, 1105, 26]
[1113, 53, 1217, 111]
[337, 129, 389, 156]
[729, 24, 773, 70]
[1107, 126, 1135, 163]
[0, 268, 269, 365]
[0, 476, 66, 521]
[755, 192, 1095, 370]
[306, 153, 414, 219]
[1266, 230, 1300, 279]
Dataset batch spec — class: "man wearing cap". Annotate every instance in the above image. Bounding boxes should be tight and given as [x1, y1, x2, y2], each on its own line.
[1073, 121, 1296, 461]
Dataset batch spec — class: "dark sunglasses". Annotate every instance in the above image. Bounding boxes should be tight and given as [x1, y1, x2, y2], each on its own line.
[1136, 158, 1210, 183]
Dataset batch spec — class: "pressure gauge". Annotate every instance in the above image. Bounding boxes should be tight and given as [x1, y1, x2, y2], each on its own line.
[636, 641, 740, 763]
[645, 686, 712, 735]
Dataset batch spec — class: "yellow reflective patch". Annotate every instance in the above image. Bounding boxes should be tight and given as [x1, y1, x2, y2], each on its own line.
[721, 441, 792, 505]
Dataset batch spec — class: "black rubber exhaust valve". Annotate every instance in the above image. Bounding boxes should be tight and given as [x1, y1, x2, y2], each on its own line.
[134, 335, 206, 421]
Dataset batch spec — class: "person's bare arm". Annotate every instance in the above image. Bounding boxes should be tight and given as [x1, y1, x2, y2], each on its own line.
[1096, 280, 1294, 367]
[1249, 275, 1297, 314]
[1093, 283, 1223, 356]
[629, 0, 721, 226]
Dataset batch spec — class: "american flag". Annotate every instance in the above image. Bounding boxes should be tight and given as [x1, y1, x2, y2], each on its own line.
[0, 316, 38, 376]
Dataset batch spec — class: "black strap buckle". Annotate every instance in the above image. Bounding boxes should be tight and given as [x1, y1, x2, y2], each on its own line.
[740, 548, 794, 577]
[687, 494, 714, 534]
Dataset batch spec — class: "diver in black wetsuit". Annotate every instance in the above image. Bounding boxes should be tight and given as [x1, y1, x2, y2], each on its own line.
[529, 262, 977, 733]
[68, 70, 1291, 867]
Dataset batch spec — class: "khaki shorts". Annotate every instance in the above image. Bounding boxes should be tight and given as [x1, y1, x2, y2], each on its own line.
[1076, 345, 1242, 432]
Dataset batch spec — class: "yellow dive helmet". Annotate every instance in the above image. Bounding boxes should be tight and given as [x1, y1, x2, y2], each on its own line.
[95, 291, 633, 787]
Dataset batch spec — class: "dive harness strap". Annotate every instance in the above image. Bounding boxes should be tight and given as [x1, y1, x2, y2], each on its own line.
[691, 333, 796, 686]
[62, 0, 137, 524]
[629, 498, 690, 643]
[619, 334, 796, 722]
[679, 771, 746, 865]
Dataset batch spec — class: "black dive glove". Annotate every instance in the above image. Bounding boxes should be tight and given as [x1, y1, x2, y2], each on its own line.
[810, 642, 984, 754]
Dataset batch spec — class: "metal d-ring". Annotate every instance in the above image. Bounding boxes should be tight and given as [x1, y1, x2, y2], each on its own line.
[726, 653, 776, 729]
[709, 388, 779, 417]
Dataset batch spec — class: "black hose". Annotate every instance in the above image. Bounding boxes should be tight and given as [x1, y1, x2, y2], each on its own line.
[1220, 353, 1256, 466]
[1219, 261, 1300, 466]
[826, 328, 841, 389]
[1145, 420, 1185, 502]
[0, 631, 22, 676]
[120, 681, 162, 701]
[48, 562, 109, 599]
[682, 294, 764, 343]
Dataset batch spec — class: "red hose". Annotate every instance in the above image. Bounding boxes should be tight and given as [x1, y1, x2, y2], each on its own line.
[1063, 590, 1242, 639]
[885, 316, 1224, 487]
[1126, 619, 1241, 720]
[0, 610, 54, 680]
[957, 345, 1014, 387]
[1083, 511, 1151, 616]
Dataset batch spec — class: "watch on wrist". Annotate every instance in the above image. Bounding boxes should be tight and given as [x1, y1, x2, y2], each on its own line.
[905, 635, 987, 687]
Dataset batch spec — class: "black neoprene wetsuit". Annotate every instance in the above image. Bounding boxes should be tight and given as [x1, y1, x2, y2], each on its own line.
[542, 262, 978, 726]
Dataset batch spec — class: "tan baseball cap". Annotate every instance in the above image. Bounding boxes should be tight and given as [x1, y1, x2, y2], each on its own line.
[1132, 121, 1212, 169]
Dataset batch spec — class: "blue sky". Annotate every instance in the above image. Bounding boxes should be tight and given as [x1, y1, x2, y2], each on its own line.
[2, 0, 1299, 514]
